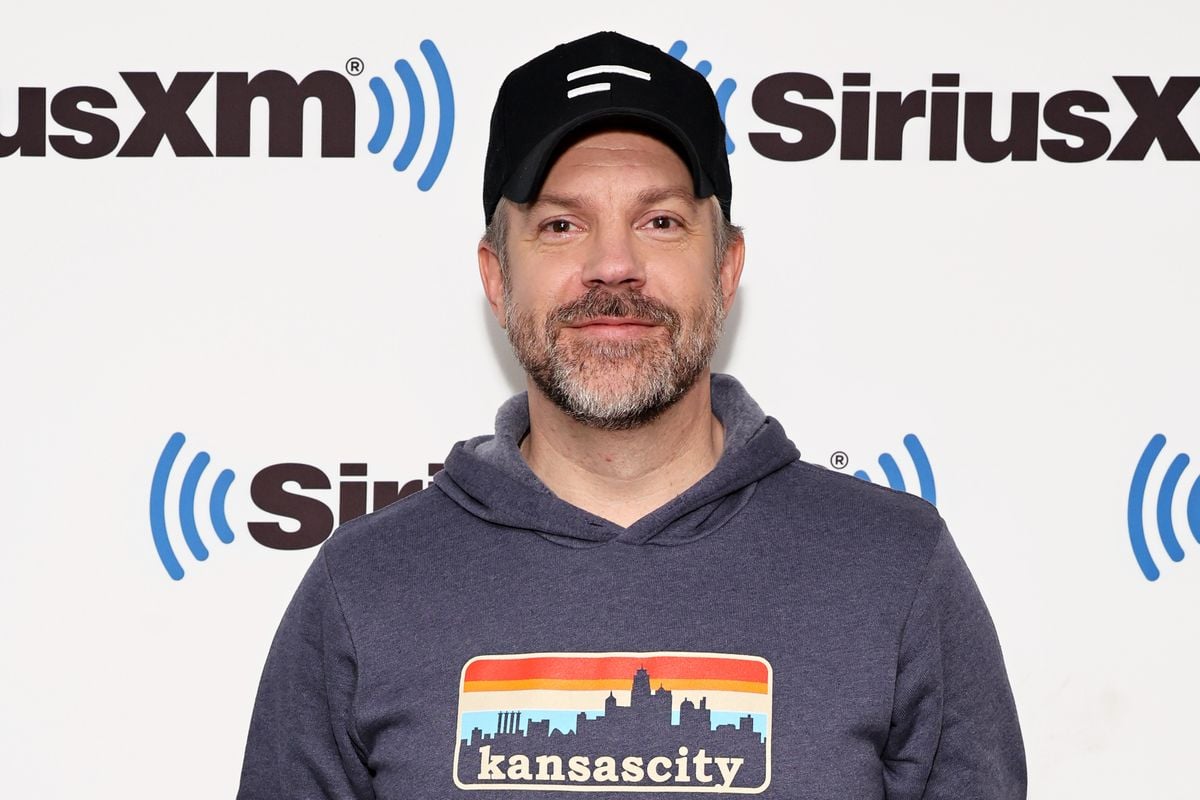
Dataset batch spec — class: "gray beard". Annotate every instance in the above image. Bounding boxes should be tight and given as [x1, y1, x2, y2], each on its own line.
[504, 285, 724, 431]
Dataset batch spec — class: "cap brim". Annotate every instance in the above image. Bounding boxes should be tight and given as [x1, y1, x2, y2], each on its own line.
[500, 107, 717, 207]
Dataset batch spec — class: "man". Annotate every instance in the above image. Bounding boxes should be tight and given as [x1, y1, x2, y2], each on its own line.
[237, 32, 1026, 799]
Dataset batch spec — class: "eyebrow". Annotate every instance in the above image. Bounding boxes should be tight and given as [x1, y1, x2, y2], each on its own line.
[634, 186, 701, 209]
[526, 193, 589, 213]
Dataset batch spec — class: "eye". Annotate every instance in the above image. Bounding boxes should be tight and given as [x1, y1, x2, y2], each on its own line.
[644, 215, 680, 231]
[543, 219, 576, 234]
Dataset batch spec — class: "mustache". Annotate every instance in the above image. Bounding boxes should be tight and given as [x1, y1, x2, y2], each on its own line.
[548, 287, 680, 330]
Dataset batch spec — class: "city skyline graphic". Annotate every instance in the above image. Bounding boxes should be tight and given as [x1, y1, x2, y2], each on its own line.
[453, 652, 772, 793]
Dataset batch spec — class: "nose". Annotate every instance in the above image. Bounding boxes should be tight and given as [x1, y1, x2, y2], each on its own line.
[579, 223, 646, 290]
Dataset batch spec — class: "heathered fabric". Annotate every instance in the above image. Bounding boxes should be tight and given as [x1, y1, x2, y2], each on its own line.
[237, 374, 1026, 799]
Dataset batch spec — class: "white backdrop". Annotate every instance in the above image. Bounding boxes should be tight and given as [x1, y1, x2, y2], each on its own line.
[3, 1, 1198, 797]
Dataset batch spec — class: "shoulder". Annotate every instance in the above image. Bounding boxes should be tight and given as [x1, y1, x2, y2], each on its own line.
[316, 484, 471, 579]
[756, 458, 948, 573]
[774, 458, 941, 528]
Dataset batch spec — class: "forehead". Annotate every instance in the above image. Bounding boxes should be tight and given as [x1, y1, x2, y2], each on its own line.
[534, 129, 696, 203]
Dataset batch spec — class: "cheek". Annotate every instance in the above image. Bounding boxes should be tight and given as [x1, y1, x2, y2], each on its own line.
[502, 286, 556, 333]
[669, 271, 722, 310]
[508, 274, 582, 314]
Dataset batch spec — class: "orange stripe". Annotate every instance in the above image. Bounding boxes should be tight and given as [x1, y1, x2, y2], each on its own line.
[464, 655, 767, 684]
[464, 677, 768, 694]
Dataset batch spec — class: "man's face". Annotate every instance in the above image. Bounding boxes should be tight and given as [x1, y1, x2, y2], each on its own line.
[480, 129, 742, 430]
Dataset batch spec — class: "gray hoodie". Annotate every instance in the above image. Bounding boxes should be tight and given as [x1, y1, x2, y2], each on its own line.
[237, 374, 1026, 799]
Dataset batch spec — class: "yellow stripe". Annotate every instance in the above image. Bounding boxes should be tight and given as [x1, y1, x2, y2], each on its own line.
[457, 688, 773, 715]
[463, 678, 768, 694]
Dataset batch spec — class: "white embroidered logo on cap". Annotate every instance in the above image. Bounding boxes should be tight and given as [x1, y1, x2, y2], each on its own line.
[565, 64, 652, 98]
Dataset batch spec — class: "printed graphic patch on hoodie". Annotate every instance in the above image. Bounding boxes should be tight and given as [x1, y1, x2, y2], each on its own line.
[452, 651, 772, 793]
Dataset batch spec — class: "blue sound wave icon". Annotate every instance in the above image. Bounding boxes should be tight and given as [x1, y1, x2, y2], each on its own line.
[367, 39, 454, 190]
[1128, 434, 1200, 581]
[853, 434, 937, 505]
[150, 432, 236, 581]
[667, 40, 737, 155]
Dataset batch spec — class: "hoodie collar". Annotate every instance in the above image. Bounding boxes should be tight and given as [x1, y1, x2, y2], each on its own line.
[434, 374, 799, 547]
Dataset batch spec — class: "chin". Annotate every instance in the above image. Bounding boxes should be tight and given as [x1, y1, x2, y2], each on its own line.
[547, 368, 696, 431]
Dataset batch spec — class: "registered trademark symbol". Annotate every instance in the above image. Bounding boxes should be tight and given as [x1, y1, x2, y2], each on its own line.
[830, 451, 849, 470]
[345, 57, 364, 76]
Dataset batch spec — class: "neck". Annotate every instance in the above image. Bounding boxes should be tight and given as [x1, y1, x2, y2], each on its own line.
[520, 373, 725, 527]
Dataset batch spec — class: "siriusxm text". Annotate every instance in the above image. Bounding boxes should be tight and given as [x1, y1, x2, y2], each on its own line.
[248, 461, 442, 549]
[1, 70, 355, 158]
[749, 73, 1200, 161]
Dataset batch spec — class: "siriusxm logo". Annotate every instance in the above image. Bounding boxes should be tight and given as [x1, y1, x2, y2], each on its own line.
[150, 433, 238, 582]
[149, 432, 442, 580]
[833, 433, 937, 505]
[637, 46, 1200, 164]
[366, 39, 455, 190]
[1128, 433, 1200, 582]
[0, 40, 455, 188]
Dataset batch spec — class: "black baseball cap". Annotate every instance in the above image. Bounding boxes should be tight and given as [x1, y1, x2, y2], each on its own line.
[483, 31, 732, 225]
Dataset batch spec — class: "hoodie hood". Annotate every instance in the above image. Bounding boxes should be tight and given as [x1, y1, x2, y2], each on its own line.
[433, 374, 800, 548]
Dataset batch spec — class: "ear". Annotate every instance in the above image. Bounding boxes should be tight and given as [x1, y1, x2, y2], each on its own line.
[478, 240, 507, 328]
[718, 233, 746, 314]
